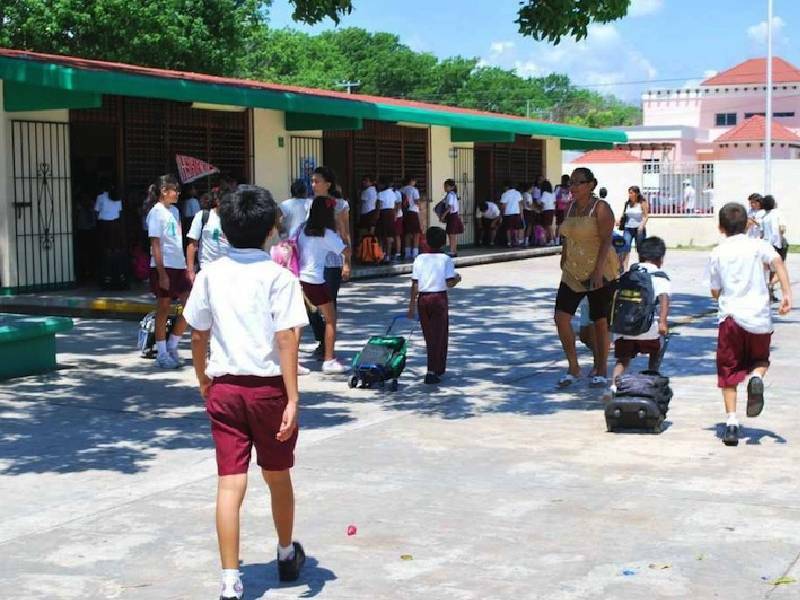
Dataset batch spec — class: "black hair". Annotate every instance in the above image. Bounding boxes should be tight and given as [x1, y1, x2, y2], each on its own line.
[218, 184, 277, 249]
[762, 194, 776, 211]
[571, 167, 597, 191]
[304, 195, 336, 237]
[403, 174, 416, 185]
[540, 179, 553, 193]
[425, 226, 447, 250]
[719, 202, 748, 236]
[362, 174, 374, 185]
[313, 165, 337, 196]
[376, 175, 390, 192]
[290, 179, 308, 199]
[598, 187, 608, 199]
[144, 173, 180, 215]
[444, 178, 457, 193]
[561, 174, 570, 186]
[748, 192, 763, 203]
[479, 201, 489, 212]
[628, 185, 644, 204]
[637, 236, 666, 263]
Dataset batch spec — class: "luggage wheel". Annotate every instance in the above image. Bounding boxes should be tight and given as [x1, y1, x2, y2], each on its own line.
[388, 379, 399, 392]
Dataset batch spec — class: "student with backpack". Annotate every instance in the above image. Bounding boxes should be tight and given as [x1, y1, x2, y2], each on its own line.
[708, 203, 792, 446]
[401, 175, 422, 261]
[609, 237, 671, 396]
[408, 227, 461, 384]
[298, 194, 351, 374]
[280, 180, 311, 239]
[146, 174, 192, 369]
[183, 185, 309, 600]
[186, 189, 228, 278]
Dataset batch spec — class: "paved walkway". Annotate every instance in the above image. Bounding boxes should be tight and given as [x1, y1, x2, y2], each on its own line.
[1, 251, 799, 599]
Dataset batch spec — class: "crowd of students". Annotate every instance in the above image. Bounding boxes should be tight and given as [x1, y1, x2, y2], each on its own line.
[358, 174, 424, 261]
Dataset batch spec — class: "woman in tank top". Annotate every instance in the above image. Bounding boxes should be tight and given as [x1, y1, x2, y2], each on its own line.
[618, 185, 649, 270]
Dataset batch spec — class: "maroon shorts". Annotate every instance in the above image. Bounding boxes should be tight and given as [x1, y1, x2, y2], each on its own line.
[555, 209, 566, 226]
[301, 281, 332, 306]
[403, 211, 422, 235]
[445, 212, 465, 235]
[394, 217, 404, 237]
[717, 317, 771, 388]
[523, 210, 534, 228]
[149, 267, 192, 299]
[481, 217, 499, 230]
[206, 375, 298, 476]
[615, 337, 661, 361]
[378, 209, 396, 237]
[359, 210, 379, 229]
[542, 210, 555, 227]
[503, 214, 523, 230]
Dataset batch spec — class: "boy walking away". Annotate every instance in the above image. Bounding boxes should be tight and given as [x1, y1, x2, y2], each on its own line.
[708, 203, 792, 447]
[183, 185, 309, 599]
[147, 174, 192, 369]
[610, 237, 671, 395]
[408, 227, 461, 384]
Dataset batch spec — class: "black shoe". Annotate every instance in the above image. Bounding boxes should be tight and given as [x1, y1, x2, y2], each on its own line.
[746, 376, 764, 417]
[423, 373, 441, 385]
[723, 425, 740, 446]
[278, 541, 306, 582]
[312, 343, 325, 361]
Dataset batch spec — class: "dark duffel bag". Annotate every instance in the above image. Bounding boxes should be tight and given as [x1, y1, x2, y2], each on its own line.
[615, 370, 672, 414]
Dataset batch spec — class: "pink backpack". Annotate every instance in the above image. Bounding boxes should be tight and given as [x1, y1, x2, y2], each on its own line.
[533, 225, 547, 246]
[270, 229, 301, 277]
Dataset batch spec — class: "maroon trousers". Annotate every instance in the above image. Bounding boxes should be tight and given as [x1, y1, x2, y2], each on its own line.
[418, 291, 449, 375]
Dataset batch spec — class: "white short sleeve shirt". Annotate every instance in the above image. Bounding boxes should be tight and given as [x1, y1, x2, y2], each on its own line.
[476, 202, 500, 220]
[446, 191, 459, 213]
[412, 252, 456, 292]
[394, 189, 403, 218]
[500, 189, 523, 215]
[95, 193, 123, 221]
[298, 228, 346, 284]
[707, 234, 779, 334]
[540, 191, 556, 211]
[280, 198, 311, 239]
[187, 209, 230, 268]
[361, 186, 378, 213]
[182, 248, 309, 377]
[147, 203, 186, 269]
[378, 189, 396, 210]
[401, 185, 421, 213]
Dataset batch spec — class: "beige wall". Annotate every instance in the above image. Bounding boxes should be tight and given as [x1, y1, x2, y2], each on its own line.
[428, 125, 474, 230]
[543, 137, 563, 184]
[252, 108, 321, 201]
[0, 80, 72, 289]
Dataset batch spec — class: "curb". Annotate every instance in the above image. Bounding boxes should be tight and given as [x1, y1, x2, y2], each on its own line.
[0, 246, 562, 320]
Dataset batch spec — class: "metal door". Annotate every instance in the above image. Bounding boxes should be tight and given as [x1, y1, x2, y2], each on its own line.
[11, 121, 73, 290]
[451, 147, 475, 245]
[289, 136, 323, 195]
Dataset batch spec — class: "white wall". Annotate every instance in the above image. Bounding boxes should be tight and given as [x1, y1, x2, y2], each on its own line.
[563, 161, 642, 219]
[252, 108, 321, 201]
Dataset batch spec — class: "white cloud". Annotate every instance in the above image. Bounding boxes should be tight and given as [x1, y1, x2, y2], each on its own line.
[628, 0, 664, 17]
[478, 24, 657, 101]
[747, 16, 786, 45]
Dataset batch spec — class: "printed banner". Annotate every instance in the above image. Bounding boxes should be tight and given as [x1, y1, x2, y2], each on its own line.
[175, 154, 220, 184]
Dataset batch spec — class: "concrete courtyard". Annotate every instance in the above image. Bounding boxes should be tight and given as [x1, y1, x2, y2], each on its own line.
[1, 250, 799, 599]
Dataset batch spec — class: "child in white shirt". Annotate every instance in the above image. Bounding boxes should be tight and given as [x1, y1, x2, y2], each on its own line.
[401, 175, 422, 260]
[707, 203, 792, 447]
[183, 184, 309, 598]
[408, 227, 461, 384]
[499, 181, 523, 247]
[186, 190, 229, 274]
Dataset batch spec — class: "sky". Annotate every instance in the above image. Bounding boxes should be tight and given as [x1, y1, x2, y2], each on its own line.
[267, 0, 800, 104]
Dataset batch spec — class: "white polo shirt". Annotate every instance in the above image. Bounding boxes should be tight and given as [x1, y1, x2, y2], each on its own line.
[500, 189, 523, 215]
[280, 197, 311, 239]
[187, 209, 230, 268]
[183, 248, 309, 378]
[298, 228, 346, 284]
[361, 186, 378, 213]
[707, 234, 779, 334]
[401, 185, 420, 213]
[540, 191, 556, 211]
[412, 252, 456, 293]
[476, 202, 500, 220]
[445, 191, 459, 213]
[147, 203, 186, 269]
[95, 192, 122, 221]
[377, 189, 396, 210]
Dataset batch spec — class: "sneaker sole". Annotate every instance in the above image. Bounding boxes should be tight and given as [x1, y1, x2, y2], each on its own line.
[746, 377, 764, 418]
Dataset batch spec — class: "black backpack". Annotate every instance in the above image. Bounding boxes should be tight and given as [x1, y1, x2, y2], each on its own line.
[610, 264, 669, 336]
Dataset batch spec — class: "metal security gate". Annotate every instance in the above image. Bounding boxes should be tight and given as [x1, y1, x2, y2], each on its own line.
[11, 121, 73, 290]
[642, 161, 714, 215]
[451, 147, 475, 245]
[289, 136, 323, 194]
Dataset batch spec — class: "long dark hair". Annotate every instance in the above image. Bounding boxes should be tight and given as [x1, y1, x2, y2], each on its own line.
[144, 174, 180, 215]
[304, 195, 337, 237]
[628, 185, 644, 205]
[444, 178, 458, 194]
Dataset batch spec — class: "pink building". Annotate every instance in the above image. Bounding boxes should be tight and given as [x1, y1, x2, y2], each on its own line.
[615, 57, 800, 163]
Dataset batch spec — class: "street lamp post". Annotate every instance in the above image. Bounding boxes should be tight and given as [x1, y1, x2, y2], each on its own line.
[765, 0, 774, 194]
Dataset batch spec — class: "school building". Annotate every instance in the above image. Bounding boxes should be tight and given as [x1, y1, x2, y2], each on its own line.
[0, 48, 624, 293]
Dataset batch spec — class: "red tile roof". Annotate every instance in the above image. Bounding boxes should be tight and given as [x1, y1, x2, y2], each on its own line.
[0, 48, 544, 124]
[702, 57, 800, 86]
[571, 149, 641, 163]
[714, 115, 800, 143]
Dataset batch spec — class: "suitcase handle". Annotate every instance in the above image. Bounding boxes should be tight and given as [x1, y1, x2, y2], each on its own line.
[386, 315, 417, 339]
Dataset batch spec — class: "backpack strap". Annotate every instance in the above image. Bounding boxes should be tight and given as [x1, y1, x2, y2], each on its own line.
[652, 271, 670, 281]
[201, 209, 210, 229]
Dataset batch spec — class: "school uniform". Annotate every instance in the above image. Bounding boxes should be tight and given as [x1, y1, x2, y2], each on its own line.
[393, 189, 404, 237]
[297, 228, 346, 306]
[401, 185, 422, 234]
[377, 189, 397, 237]
[412, 252, 456, 375]
[707, 235, 779, 388]
[476, 201, 501, 245]
[182, 248, 309, 475]
[360, 185, 379, 228]
[95, 192, 124, 250]
[444, 191, 464, 234]
[500, 189, 523, 230]
[614, 262, 671, 360]
[187, 208, 230, 269]
[540, 191, 556, 227]
[147, 202, 191, 299]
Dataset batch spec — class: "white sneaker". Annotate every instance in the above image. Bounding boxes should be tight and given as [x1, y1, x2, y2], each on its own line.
[297, 364, 311, 376]
[155, 353, 180, 369]
[322, 358, 347, 374]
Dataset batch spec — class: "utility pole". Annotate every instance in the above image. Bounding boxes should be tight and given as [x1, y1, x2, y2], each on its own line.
[765, 0, 773, 194]
[335, 80, 361, 95]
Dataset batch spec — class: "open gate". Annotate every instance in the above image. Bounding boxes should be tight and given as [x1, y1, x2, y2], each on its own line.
[11, 121, 73, 291]
[451, 147, 475, 245]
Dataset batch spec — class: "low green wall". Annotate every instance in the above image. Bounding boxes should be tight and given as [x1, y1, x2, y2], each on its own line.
[0, 314, 73, 379]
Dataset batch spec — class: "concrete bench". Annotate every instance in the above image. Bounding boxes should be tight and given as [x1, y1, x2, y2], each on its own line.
[0, 314, 73, 379]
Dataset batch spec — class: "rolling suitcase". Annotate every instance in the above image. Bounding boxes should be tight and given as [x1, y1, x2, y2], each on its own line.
[605, 335, 673, 434]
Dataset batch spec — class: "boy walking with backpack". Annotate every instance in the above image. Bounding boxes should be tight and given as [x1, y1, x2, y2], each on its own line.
[183, 185, 309, 599]
[610, 236, 671, 395]
[408, 227, 461, 384]
[708, 203, 792, 447]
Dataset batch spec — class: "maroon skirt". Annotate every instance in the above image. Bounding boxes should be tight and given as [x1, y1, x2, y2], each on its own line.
[445, 212, 465, 235]
[149, 267, 192, 299]
[542, 210, 555, 227]
[378, 209, 396, 237]
[394, 217, 404, 237]
[300, 281, 332, 307]
[403, 211, 422, 235]
[503, 214, 523, 230]
[359, 210, 379, 229]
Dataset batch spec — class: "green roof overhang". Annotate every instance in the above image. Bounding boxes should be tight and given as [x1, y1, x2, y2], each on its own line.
[0, 55, 626, 146]
[450, 128, 516, 143]
[285, 111, 362, 131]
